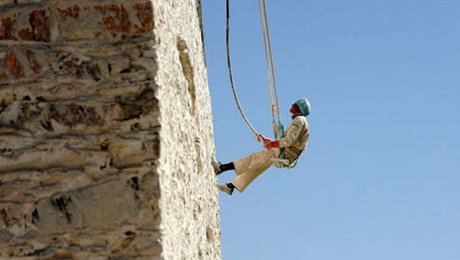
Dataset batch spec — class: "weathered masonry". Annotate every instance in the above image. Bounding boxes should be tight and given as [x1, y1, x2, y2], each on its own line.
[0, 0, 221, 259]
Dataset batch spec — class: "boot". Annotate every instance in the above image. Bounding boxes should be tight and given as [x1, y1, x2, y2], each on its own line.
[217, 183, 234, 195]
[211, 159, 222, 176]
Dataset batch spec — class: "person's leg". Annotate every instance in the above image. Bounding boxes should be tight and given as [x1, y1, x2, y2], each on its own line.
[216, 148, 278, 195]
[212, 160, 235, 175]
[215, 162, 236, 195]
[220, 162, 235, 172]
[231, 149, 278, 192]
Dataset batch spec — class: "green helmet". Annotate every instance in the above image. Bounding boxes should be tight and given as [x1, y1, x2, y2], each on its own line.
[295, 98, 311, 116]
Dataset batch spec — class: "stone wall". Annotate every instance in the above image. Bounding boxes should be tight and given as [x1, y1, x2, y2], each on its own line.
[153, 1, 221, 259]
[0, 0, 220, 259]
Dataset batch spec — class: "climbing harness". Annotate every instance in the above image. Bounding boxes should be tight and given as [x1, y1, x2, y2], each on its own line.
[272, 128, 308, 169]
[272, 156, 300, 169]
[226, 0, 300, 168]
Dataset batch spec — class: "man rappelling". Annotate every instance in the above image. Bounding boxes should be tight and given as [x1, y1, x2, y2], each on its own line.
[214, 98, 311, 195]
[216, 0, 311, 195]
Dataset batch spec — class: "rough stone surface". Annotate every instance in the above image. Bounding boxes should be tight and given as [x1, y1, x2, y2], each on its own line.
[0, 0, 220, 259]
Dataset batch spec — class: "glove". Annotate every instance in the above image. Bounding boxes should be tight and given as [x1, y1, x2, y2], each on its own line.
[263, 140, 280, 150]
[254, 133, 272, 143]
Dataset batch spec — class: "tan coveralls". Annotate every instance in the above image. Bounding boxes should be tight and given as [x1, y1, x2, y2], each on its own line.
[232, 115, 310, 192]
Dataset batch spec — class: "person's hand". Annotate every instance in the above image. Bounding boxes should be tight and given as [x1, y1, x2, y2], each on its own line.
[263, 140, 280, 150]
[254, 133, 272, 143]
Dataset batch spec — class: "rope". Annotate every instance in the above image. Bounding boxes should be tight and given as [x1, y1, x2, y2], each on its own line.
[258, 0, 283, 140]
[258, 0, 278, 139]
[226, 0, 258, 135]
[260, 0, 282, 127]
[258, 1, 295, 169]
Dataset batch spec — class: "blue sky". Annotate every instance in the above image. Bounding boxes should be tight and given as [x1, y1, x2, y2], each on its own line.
[202, 1, 460, 259]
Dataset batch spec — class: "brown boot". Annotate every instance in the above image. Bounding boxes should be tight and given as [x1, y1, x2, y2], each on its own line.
[211, 159, 222, 175]
[217, 183, 234, 195]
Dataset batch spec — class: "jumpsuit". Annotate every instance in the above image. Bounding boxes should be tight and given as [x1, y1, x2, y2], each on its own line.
[232, 114, 310, 192]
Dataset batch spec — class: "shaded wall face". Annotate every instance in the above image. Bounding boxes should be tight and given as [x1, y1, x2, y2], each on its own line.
[0, 0, 221, 259]
[0, 0, 161, 258]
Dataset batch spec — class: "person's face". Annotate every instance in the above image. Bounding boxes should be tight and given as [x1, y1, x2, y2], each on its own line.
[290, 104, 300, 114]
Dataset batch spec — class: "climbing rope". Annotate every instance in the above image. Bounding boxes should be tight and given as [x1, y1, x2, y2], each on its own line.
[258, 0, 277, 139]
[226, 0, 258, 135]
[257, 0, 291, 167]
[226, 0, 282, 137]
[259, 0, 281, 128]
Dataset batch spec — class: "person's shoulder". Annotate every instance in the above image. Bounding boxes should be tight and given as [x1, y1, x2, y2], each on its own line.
[291, 116, 308, 128]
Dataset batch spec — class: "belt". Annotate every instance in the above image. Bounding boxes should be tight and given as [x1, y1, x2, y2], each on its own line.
[287, 146, 302, 156]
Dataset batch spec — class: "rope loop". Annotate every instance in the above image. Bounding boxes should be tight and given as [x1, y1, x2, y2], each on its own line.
[226, 0, 258, 135]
